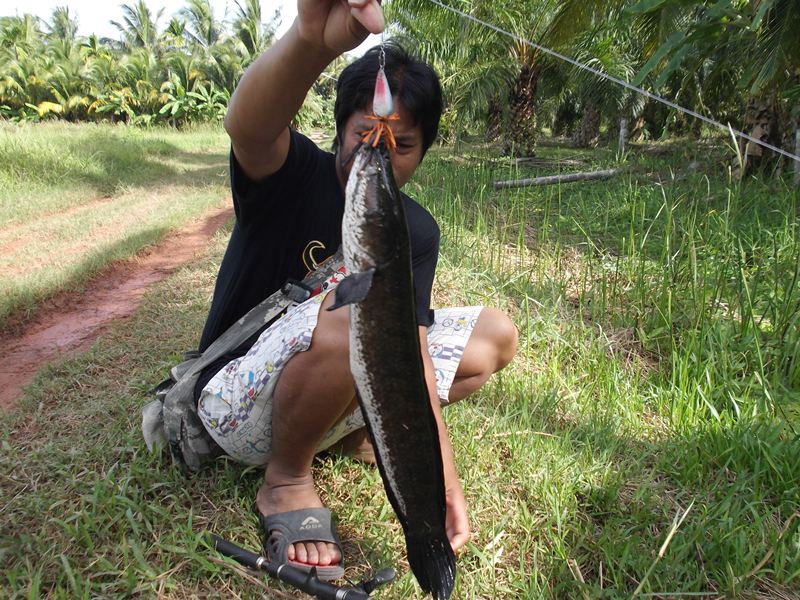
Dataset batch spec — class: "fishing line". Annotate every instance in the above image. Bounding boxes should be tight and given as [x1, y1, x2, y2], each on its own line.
[380, 26, 387, 71]
[423, 0, 800, 164]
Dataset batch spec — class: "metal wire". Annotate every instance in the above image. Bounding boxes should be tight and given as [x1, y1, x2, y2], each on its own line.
[425, 0, 800, 164]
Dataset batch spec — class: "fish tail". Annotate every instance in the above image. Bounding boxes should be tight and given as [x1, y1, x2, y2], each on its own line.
[405, 530, 456, 600]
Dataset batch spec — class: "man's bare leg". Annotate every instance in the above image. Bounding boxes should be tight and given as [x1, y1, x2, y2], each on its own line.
[447, 307, 518, 402]
[256, 291, 353, 567]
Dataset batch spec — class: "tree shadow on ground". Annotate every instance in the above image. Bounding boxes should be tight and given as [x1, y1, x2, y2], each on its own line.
[58, 139, 230, 196]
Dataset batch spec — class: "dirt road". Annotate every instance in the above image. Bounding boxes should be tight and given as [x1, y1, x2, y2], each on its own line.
[0, 206, 233, 411]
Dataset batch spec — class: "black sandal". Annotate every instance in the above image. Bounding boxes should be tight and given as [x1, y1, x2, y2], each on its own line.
[258, 507, 345, 581]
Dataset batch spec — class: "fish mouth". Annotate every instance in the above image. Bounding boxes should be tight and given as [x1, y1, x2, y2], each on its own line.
[339, 143, 361, 170]
[340, 140, 391, 171]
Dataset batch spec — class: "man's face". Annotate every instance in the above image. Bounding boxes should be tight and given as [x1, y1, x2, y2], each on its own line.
[336, 98, 425, 191]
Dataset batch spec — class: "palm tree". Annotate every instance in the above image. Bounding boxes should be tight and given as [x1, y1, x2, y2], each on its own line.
[391, 0, 634, 155]
[161, 17, 189, 52]
[0, 15, 48, 115]
[164, 50, 202, 94]
[86, 51, 123, 119]
[737, 0, 800, 173]
[630, 0, 800, 172]
[391, 0, 558, 152]
[2, 52, 54, 116]
[123, 46, 167, 116]
[390, 0, 515, 143]
[0, 14, 43, 56]
[205, 43, 245, 95]
[1, 3, 312, 126]
[81, 34, 110, 60]
[560, 22, 637, 148]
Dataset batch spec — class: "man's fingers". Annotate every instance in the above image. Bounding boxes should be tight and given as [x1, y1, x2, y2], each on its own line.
[447, 517, 471, 553]
[449, 530, 471, 553]
[348, 0, 385, 34]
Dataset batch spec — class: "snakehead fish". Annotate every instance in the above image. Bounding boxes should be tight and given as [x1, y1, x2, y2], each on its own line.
[328, 138, 456, 599]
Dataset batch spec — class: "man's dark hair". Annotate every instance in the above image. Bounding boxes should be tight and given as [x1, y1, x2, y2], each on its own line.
[333, 42, 443, 156]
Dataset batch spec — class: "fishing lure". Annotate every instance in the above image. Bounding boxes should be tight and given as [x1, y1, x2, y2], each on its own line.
[360, 46, 400, 150]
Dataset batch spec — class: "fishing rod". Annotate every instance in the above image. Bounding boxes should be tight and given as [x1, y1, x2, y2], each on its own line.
[211, 534, 396, 599]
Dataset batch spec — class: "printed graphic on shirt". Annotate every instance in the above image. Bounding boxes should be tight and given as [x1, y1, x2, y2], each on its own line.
[302, 240, 330, 274]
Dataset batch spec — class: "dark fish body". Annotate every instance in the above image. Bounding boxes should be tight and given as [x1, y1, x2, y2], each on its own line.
[331, 141, 456, 599]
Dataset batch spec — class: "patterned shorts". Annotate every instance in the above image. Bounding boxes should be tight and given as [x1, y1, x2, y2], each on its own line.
[197, 291, 483, 467]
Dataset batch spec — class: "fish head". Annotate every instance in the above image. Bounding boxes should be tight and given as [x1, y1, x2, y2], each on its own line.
[344, 142, 408, 267]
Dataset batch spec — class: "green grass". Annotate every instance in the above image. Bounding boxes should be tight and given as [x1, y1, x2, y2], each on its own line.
[0, 121, 230, 328]
[1, 133, 799, 598]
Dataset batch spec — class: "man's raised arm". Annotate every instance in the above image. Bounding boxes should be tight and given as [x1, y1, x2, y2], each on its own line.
[223, 0, 384, 181]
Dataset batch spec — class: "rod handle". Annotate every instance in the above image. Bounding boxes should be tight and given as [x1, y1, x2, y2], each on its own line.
[211, 535, 370, 600]
[212, 535, 265, 571]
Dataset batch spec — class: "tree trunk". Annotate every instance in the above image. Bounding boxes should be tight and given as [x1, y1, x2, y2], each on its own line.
[629, 115, 646, 142]
[618, 116, 629, 153]
[494, 168, 623, 190]
[739, 94, 779, 177]
[795, 127, 800, 187]
[552, 100, 578, 137]
[485, 97, 502, 141]
[573, 99, 600, 148]
[503, 63, 539, 157]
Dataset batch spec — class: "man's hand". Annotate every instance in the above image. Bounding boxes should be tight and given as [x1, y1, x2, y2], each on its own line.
[225, 0, 384, 180]
[445, 478, 471, 552]
[297, 0, 384, 55]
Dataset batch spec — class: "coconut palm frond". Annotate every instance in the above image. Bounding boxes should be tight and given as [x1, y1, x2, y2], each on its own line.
[180, 0, 223, 49]
[111, 0, 163, 52]
[231, 0, 277, 60]
[48, 6, 78, 43]
[748, 0, 800, 94]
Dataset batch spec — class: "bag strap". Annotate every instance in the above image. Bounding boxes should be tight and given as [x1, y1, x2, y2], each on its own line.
[186, 248, 345, 378]
[161, 249, 345, 474]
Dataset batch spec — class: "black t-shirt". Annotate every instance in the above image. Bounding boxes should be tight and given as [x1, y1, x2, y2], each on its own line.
[194, 129, 440, 398]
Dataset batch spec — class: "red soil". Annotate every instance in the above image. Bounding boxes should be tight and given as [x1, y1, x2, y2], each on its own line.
[0, 205, 233, 411]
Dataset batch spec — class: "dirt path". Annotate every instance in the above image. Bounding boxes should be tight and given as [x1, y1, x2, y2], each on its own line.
[0, 205, 233, 411]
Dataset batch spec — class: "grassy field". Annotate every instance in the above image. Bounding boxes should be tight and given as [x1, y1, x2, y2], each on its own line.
[2, 126, 799, 598]
[0, 122, 230, 329]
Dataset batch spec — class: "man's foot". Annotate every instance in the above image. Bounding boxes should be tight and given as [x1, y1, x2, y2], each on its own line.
[329, 428, 376, 464]
[256, 473, 342, 569]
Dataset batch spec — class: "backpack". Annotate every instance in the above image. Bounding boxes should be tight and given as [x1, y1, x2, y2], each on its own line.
[142, 250, 345, 474]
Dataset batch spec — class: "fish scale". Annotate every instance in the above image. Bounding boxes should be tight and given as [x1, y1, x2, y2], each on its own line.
[329, 140, 456, 599]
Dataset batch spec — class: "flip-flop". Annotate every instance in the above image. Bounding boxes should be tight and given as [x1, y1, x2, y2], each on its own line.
[258, 507, 345, 581]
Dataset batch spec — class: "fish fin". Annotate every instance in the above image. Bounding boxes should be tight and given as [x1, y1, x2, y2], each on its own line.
[326, 268, 376, 310]
[405, 530, 457, 600]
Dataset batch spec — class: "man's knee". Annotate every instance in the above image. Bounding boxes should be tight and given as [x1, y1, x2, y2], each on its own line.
[477, 307, 518, 372]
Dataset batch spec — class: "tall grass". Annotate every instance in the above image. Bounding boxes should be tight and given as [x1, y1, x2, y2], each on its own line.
[413, 142, 800, 429]
[1, 136, 799, 598]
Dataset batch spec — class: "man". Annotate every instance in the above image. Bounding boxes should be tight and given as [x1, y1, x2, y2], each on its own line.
[193, 0, 518, 579]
